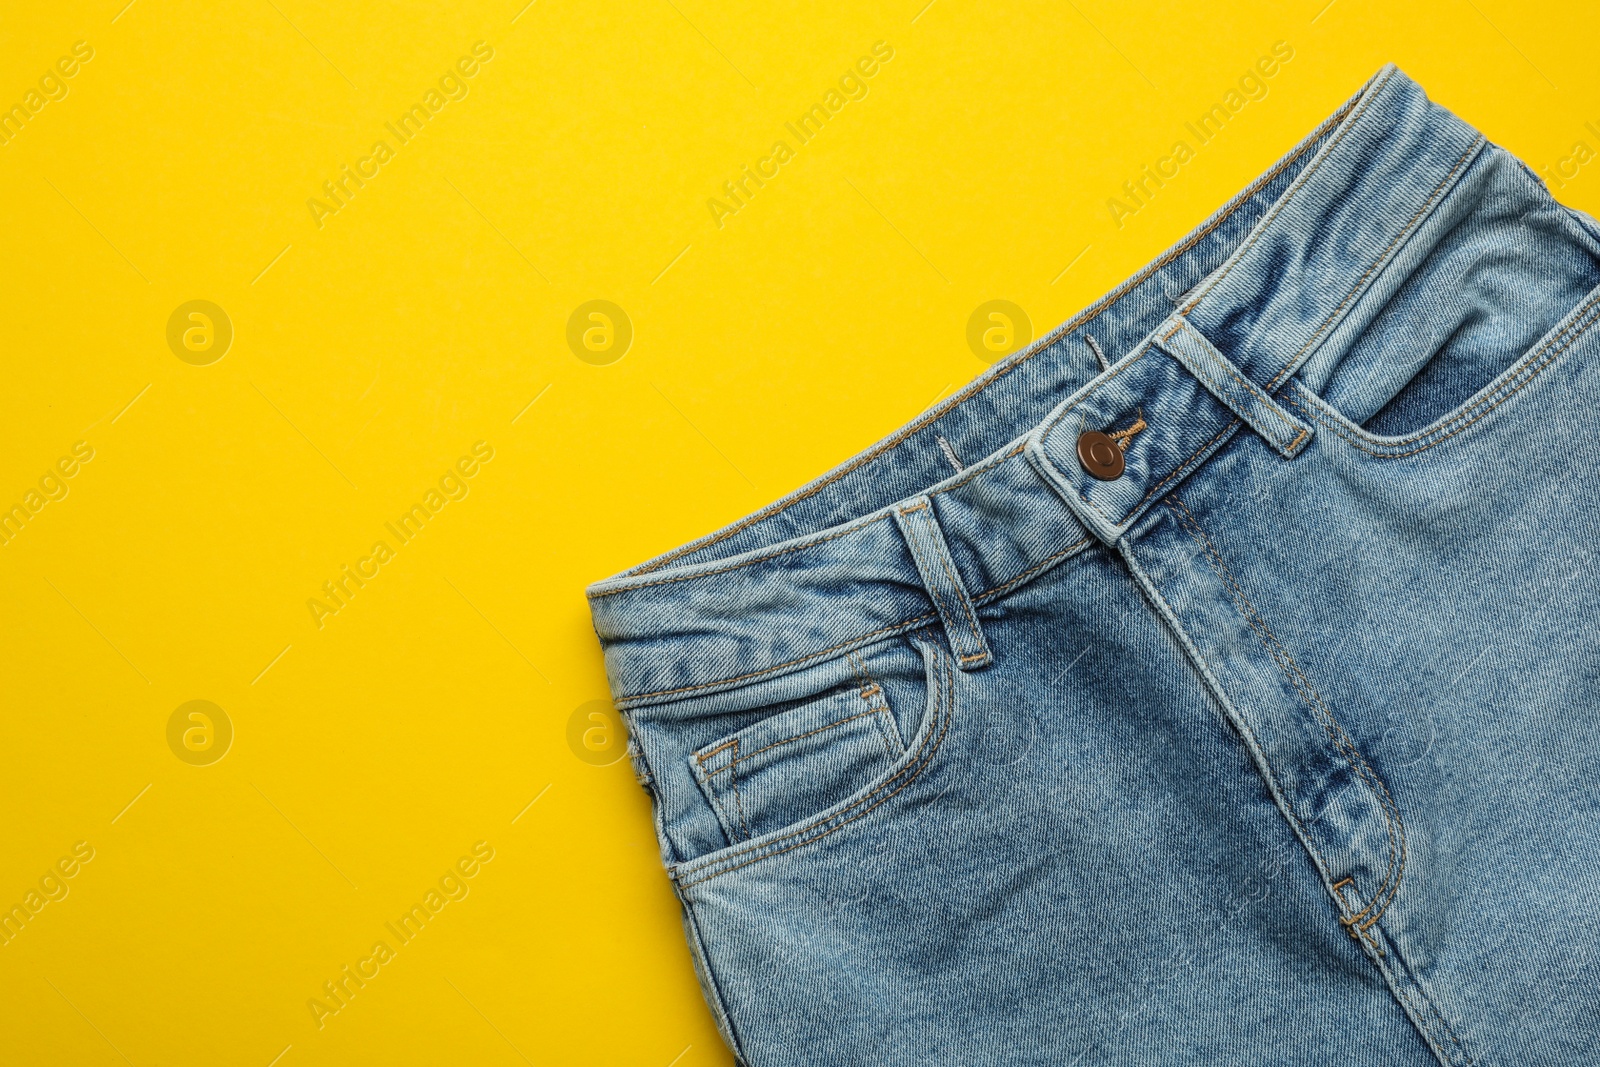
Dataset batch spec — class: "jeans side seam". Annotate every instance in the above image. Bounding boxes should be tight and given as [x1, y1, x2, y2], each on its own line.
[679, 896, 751, 1065]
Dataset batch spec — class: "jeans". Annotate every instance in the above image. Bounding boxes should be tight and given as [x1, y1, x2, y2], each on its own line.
[587, 65, 1600, 1065]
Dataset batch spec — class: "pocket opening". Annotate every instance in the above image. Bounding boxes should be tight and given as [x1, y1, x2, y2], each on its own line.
[657, 632, 950, 880]
[691, 682, 904, 846]
[1286, 278, 1600, 456]
[1314, 149, 1600, 438]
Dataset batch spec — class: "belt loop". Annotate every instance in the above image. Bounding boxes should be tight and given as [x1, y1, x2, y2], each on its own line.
[1155, 315, 1315, 459]
[893, 495, 993, 670]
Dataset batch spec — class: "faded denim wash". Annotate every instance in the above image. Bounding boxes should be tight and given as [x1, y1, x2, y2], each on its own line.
[588, 66, 1600, 1065]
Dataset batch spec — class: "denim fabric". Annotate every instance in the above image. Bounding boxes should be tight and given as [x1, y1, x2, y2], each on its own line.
[588, 66, 1600, 1066]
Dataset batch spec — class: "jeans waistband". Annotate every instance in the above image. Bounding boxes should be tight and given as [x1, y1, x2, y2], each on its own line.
[589, 65, 1490, 710]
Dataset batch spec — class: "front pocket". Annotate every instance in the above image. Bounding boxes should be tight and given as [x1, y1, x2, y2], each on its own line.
[690, 684, 904, 845]
[1287, 280, 1600, 459]
[1309, 151, 1600, 439]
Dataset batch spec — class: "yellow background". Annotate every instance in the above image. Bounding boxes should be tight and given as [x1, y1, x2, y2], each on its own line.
[2, 1, 1595, 1063]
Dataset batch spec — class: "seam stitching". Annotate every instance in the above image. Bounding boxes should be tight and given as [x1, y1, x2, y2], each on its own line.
[1134, 418, 1243, 511]
[1181, 68, 1398, 316]
[590, 513, 890, 599]
[1188, 349, 1297, 438]
[1167, 497, 1406, 930]
[728, 743, 751, 841]
[615, 108, 1486, 707]
[872, 706, 901, 757]
[619, 612, 937, 705]
[1387, 965, 1474, 1066]
[931, 441, 1029, 495]
[602, 94, 1404, 596]
[677, 640, 953, 889]
[1263, 134, 1487, 393]
[1038, 348, 1153, 441]
[1129, 533, 1468, 1065]
[898, 504, 981, 652]
[973, 538, 1095, 603]
[696, 738, 737, 765]
[1384, 934, 1477, 1066]
[1068, 122, 1478, 529]
[852, 652, 904, 755]
[1125, 547, 1342, 917]
[1172, 496, 1401, 927]
[701, 707, 893, 774]
[703, 738, 752, 842]
[906, 504, 988, 660]
[1284, 287, 1600, 457]
[620, 534, 1097, 707]
[626, 97, 1356, 576]
[1168, 324, 1302, 439]
[846, 650, 869, 691]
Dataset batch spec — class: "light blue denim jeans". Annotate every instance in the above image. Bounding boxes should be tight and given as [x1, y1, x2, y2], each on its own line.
[588, 66, 1600, 1065]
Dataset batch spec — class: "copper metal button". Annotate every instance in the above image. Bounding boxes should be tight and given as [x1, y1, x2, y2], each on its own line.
[1077, 430, 1124, 480]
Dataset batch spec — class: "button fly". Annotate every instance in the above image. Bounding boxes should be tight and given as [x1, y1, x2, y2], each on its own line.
[1077, 430, 1125, 480]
